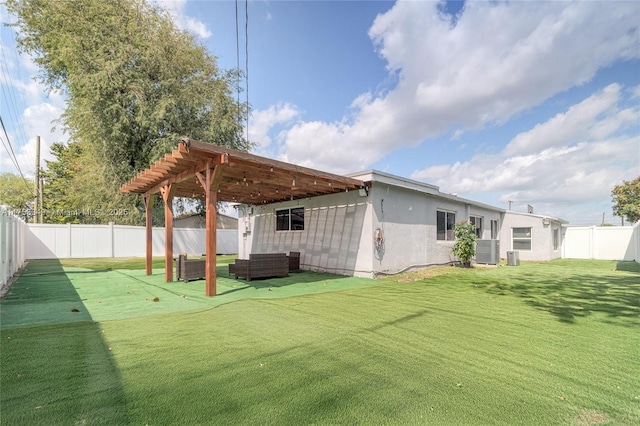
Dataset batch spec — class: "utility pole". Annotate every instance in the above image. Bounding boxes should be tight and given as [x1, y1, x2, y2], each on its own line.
[39, 176, 44, 223]
[33, 135, 40, 224]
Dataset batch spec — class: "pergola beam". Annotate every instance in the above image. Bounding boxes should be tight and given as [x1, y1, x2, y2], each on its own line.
[143, 159, 218, 199]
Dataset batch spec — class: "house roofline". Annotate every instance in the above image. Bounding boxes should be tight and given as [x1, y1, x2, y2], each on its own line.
[349, 169, 505, 213]
[435, 192, 506, 213]
[505, 210, 569, 224]
[348, 169, 440, 194]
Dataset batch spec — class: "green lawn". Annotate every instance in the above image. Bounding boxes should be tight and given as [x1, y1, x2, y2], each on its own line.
[1, 259, 638, 425]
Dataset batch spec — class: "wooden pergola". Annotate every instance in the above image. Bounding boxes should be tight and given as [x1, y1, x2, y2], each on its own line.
[120, 138, 367, 296]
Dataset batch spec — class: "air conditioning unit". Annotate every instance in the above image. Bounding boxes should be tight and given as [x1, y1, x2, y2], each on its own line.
[476, 239, 500, 265]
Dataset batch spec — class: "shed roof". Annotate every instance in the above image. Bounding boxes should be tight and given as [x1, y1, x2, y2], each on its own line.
[120, 138, 367, 204]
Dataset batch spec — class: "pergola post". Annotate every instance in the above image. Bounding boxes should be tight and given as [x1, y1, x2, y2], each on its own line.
[144, 194, 154, 275]
[160, 184, 175, 282]
[196, 155, 227, 296]
[205, 169, 217, 296]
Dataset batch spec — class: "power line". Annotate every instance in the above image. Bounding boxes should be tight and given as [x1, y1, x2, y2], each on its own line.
[0, 116, 21, 170]
[0, 115, 32, 192]
[0, 31, 36, 175]
[245, 0, 249, 143]
[235, 0, 240, 107]
[0, 79, 34, 176]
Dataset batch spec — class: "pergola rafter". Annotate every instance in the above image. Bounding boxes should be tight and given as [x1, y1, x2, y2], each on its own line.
[120, 138, 367, 296]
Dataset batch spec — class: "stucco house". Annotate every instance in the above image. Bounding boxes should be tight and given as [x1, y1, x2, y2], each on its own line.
[501, 211, 568, 262]
[236, 170, 565, 277]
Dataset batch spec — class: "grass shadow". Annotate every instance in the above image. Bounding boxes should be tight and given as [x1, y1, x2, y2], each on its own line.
[1, 259, 95, 326]
[475, 260, 640, 325]
[218, 268, 361, 296]
[0, 259, 129, 424]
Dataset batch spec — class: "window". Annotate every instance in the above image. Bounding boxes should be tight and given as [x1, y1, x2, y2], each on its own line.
[553, 228, 559, 251]
[276, 207, 304, 231]
[512, 227, 532, 250]
[470, 216, 483, 238]
[491, 220, 499, 239]
[437, 211, 456, 241]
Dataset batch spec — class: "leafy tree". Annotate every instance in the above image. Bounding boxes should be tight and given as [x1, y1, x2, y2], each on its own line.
[40, 142, 85, 223]
[612, 176, 640, 224]
[451, 221, 478, 267]
[0, 172, 35, 221]
[7, 0, 251, 222]
[40, 141, 166, 225]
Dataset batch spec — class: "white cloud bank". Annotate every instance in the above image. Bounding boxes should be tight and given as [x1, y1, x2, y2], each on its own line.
[271, 1, 639, 175]
[411, 84, 640, 219]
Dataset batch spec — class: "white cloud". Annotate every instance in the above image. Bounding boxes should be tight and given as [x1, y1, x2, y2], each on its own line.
[1, 102, 66, 177]
[154, 0, 212, 39]
[410, 87, 640, 215]
[248, 103, 300, 151]
[277, 1, 639, 174]
[451, 129, 464, 141]
[503, 84, 635, 156]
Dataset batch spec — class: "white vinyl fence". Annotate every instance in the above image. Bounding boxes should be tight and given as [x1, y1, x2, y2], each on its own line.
[26, 223, 237, 259]
[562, 223, 639, 262]
[1, 207, 28, 288]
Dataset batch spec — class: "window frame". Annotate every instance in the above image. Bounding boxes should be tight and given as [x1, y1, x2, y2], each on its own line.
[275, 207, 305, 231]
[437, 210, 456, 241]
[490, 219, 499, 240]
[512, 227, 532, 251]
[470, 215, 483, 239]
[553, 228, 559, 251]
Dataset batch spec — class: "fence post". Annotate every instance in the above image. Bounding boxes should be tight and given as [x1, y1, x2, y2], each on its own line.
[1, 211, 7, 287]
[67, 223, 72, 258]
[1, 208, 27, 288]
[18, 216, 24, 267]
[108, 222, 114, 258]
[631, 221, 640, 263]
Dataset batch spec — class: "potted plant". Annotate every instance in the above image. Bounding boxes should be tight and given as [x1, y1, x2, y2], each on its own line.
[451, 221, 477, 267]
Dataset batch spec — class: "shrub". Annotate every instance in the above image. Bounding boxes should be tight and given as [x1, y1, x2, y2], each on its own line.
[451, 222, 477, 267]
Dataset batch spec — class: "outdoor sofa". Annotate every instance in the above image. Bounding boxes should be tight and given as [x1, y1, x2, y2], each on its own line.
[176, 254, 206, 283]
[229, 252, 300, 281]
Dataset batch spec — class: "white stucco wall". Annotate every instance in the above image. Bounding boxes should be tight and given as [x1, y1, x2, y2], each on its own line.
[366, 181, 503, 274]
[238, 190, 373, 277]
[500, 212, 564, 261]
[369, 184, 431, 274]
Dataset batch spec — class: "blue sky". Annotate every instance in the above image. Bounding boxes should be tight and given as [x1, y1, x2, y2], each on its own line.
[1, 0, 639, 225]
